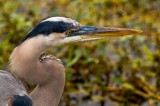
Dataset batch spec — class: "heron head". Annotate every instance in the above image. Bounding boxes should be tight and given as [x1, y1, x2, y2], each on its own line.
[18, 17, 142, 47]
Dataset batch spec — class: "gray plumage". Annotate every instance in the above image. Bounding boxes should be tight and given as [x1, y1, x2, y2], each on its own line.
[0, 71, 27, 106]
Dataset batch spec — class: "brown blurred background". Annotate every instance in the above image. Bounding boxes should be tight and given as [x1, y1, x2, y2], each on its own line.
[0, 0, 160, 106]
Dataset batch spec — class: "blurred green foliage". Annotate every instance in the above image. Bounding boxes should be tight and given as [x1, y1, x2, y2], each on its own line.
[0, 0, 160, 106]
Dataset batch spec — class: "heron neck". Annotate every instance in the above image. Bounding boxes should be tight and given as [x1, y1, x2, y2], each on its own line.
[30, 77, 65, 106]
[10, 36, 65, 105]
[10, 37, 46, 85]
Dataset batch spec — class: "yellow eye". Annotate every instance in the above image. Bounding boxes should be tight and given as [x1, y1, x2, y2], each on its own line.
[66, 30, 72, 36]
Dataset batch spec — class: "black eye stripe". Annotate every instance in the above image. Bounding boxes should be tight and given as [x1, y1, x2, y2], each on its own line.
[17, 21, 79, 46]
[29, 21, 74, 36]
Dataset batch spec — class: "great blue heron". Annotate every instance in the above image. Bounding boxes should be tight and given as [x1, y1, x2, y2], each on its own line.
[0, 17, 142, 106]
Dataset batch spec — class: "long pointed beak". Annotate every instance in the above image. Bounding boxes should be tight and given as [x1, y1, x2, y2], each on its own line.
[70, 26, 142, 37]
[60, 26, 142, 43]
